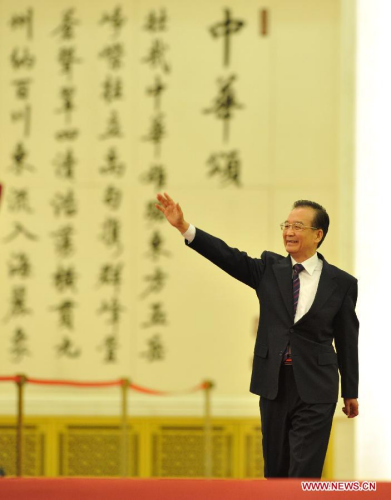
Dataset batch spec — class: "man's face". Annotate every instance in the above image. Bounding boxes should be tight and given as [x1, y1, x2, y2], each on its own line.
[282, 207, 323, 262]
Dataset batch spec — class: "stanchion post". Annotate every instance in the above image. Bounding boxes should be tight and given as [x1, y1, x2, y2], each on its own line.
[203, 380, 214, 478]
[120, 378, 130, 477]
[16, 374, 27, 477]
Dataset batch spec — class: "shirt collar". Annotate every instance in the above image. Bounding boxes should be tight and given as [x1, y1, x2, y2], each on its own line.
[290, 252, 319, 276]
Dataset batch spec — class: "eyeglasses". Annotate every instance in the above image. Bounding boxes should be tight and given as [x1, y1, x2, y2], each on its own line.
[280, 222, 318, 232]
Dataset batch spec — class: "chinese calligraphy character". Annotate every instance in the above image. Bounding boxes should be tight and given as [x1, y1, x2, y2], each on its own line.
[146, 76, 166, 110]
[98, 263, 123, 288]
[204, 74, 243, 142]
[141, 164, 166, 189]
[56, 128, 79, 141]
[100, 110, 123, 139]
[141, 334, 165, 361]
[51, 225, 75, 257]
[144, 9, 167, 32]
[206, 150, 241, 186]
[3, 222, 38, 243]
[99, 6, 126, 37]
[209, 9, 245, 67]
[147, 230, 170, 260]
[142, 39, 170, 73]
[99, 335, 119, 362]
[52, 8, 80, 41]
[53, 149, 77, 179]
[10, 48, 35, 70]
[99, 43, 124, 70]
[8, 253, 32, 278]
[51, 190, 77, 217]
[145, 200, 165, 222]
[56, 86, 76, 123]
[56, 336, 81, 358]
[11, 104, 31, 137]
[9, 8, 34, 40]
[10, 328, 31, 363]
[102, 75, 123, 103]
[100, 217, 122, 254]
[51, 300, 76, 329]
[103, 185, 122, 210]
[57, 47, 82, 77]
[6, 286, 32, 320]
[140, 267, 167, 298]
[99, 147, 126, 176]
[143, 113, 165, 157]
[142, 302, 167, 328]
[9, 142, 35, 175]
[53, 266, 77, 292]
[12, 78, 32, 100]
[97, 297, 125, 325]
[7, 188, 33, 213]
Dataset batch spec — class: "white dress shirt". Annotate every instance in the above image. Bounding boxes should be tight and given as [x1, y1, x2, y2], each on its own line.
[291, 253, 323, 322]
[182, 223, 322, 321]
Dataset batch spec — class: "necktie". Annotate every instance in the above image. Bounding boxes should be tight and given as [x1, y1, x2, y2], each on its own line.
[283, 263, 305, 365]
[292, 263, 305, 317]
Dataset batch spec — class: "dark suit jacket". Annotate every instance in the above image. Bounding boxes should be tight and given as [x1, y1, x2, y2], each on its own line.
[186, 228, 359, 404]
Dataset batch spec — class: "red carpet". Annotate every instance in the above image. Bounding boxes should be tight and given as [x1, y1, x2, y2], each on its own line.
[0, 478, 388, 500]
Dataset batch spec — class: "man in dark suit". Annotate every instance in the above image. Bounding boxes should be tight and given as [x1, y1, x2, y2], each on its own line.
[156, 192, 359, 478]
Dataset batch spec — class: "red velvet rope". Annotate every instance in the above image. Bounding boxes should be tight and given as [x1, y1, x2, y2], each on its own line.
[27, 377, 123, 387]
[0, 376, 19, 382]
[129, 381, 209, 395]
[0, 376, 211, 394]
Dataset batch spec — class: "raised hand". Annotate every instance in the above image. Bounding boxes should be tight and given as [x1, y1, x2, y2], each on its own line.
[155, 192, 189, 234]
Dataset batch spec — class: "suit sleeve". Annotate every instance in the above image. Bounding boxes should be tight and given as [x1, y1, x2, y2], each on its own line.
[185, 228, 265, 290]
[333, 280, 359, 399]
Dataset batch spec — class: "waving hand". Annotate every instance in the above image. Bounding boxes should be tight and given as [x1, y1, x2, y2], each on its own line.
[155, 192, 189, 234]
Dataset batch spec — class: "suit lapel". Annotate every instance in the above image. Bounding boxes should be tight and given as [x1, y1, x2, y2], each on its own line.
[294, 254, 337, 326]
[273, 256, 294, 319]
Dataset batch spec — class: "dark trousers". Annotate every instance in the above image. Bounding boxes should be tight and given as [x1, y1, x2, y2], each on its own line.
[259, 365, 336, 478]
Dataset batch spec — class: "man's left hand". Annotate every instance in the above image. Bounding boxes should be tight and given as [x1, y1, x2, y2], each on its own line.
[342, 398, 359, 418]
